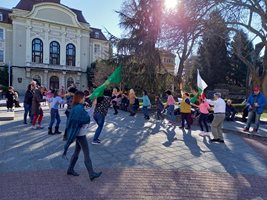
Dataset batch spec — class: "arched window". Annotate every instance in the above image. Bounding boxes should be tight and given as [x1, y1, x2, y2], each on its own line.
[33, 75, 41, 86]
[32, 38, 43, 63]
[67, 77, 74, 87]
[50, 41, 60, 65]
[66, 43, 76, 66]
[49, 76, 59, 90]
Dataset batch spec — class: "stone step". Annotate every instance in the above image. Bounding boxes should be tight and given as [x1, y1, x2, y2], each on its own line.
[0, 111, 15, 121]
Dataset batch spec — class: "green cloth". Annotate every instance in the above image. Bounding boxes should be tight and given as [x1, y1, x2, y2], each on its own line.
[89, 66, 122, 100]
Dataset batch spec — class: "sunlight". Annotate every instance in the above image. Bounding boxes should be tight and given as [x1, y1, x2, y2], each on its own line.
[164, 0, 179, 10]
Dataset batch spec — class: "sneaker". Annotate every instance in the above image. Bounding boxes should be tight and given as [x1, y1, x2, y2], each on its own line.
[210, 138, 220, 143]
[92, 140, 101, 145]
[31, 125, 37, 130]
[199, 131, 205, 137]
[218, 139, 225, 143]
[252, 128, 258, 133]
[204, 132, 211, 136]
[37, 125, 44, 129]
[243, 128, 249, 132]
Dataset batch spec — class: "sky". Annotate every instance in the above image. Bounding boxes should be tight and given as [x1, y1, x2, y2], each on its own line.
[0, 0, 124, 38]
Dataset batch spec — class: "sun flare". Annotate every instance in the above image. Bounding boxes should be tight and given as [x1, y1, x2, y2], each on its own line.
[164, 0, 178, 10]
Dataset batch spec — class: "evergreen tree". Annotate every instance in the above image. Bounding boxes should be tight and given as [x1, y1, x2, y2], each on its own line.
[116, 0, 162, 93]
[229, 30, 254, 87]
[197, 10, 230, 89]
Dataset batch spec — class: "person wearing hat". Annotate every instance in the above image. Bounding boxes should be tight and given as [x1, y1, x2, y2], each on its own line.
[243, 86, 266, 133]
[206, 93, 226, 143]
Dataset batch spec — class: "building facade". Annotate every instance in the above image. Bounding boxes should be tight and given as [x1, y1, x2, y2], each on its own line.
[159, 49, 176, 75]
[0, 0, 109, 94]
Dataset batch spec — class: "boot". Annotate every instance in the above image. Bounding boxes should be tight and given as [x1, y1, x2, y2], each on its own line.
[54, 126, 62, 134]
[90, 172, 102, 181]
[67, 156, 79, 176]
[63, 129, 67, 141]
[48, 127, 54, 135]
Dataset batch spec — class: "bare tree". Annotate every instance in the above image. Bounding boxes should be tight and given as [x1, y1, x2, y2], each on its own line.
[214, 0, 267, 96]
[161, 0, 216, 83]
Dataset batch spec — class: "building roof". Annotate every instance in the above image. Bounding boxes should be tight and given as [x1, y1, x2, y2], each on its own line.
[14, 0, 88, 24]
[0, 8, 12, 24]
[90, 28, 107, 41]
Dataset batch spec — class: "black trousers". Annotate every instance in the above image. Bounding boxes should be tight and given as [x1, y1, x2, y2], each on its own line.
[68, 135, 94, 176]
[198, 113, 209, 132]
[112, 101, 118, 114]
[181, 113, 191, 128]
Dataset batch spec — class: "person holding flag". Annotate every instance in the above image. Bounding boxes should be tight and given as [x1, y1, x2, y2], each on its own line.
[89, 66, 122, 144]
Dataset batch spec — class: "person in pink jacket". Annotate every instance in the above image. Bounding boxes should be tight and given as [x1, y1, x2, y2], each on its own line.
[193, 97, 210, 136]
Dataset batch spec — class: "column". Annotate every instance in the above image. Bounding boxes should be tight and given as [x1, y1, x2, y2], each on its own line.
[44, 24, 49, 64]
[61, 26, 66, 66]
[25, 20, 31, 63]
[44, 70, 48, 88]
[60, 71, 66, 88]
[76, 72, 81, 90]
[76, 30, 81, 68]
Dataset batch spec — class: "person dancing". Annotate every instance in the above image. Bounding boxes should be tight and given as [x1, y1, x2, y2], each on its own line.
[63, 91, 102, 181]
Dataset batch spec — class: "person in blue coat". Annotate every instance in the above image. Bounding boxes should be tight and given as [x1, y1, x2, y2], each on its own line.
[243, 86, 267, 133]
[63, 91, 102, 181]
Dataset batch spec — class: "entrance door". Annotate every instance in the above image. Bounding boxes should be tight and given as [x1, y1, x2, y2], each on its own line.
[49, 76, 59, 90]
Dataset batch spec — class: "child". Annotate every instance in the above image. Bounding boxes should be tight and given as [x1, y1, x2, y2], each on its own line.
[155, 96, 164, 121]
[6, 86, 15, 112]
[128, 89, 138, 116]
[192, 98, 210, 136]
[165, 90, 176, 124]
[179, 92, 192, 129]
[139, 90, 151, 120]
[47, 90, 65, 135]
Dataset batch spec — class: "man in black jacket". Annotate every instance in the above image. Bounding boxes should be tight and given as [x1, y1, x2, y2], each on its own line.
[23, 84, 34, 124]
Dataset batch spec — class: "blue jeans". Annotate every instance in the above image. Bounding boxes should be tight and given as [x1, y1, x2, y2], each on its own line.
[93, 112, 105, 141]
[167, 105, 175, 122]
[246, 111, 261, 130]
[24, 103, 32, 123]
[49, 108, 61, 128]
[142, 106, 149, 118]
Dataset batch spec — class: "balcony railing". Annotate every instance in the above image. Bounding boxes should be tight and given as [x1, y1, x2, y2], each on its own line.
[26, 62, 82, 72]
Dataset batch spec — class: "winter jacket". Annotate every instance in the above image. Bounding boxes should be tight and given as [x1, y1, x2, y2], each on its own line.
[247, 92, 267, 114]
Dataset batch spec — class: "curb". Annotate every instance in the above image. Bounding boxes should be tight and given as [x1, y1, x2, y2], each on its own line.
[222, 127, 267, 139]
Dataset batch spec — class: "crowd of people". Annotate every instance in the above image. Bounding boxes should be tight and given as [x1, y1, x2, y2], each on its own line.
[5, 81, 266, 182]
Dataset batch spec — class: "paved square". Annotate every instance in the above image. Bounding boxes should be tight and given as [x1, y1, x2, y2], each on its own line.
[1, 107, 267, 199]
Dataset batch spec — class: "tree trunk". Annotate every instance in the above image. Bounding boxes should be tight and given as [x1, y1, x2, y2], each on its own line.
[262, 48, 267, 98]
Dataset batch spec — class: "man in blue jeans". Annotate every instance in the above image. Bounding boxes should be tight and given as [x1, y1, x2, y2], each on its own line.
[92, 95, 111, 144]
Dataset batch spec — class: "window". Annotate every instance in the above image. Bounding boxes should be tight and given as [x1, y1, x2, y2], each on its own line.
[67, 77, 74, 87]
[0, 50, 3, 62]
[0, 13, 3, 22]
[50, 41, 60, 65]
[50, 76, 59, 90]
[33, 75, 41, 86]
[32, 38, 43, 63]
[94, 44, 100, 54]
[95, 32, 99, 39]
[0, 29, 3, 40]
[66, 43, 76, 66]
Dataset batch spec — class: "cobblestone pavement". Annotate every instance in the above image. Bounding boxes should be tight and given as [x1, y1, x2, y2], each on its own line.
[1, 107, 267, 199]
